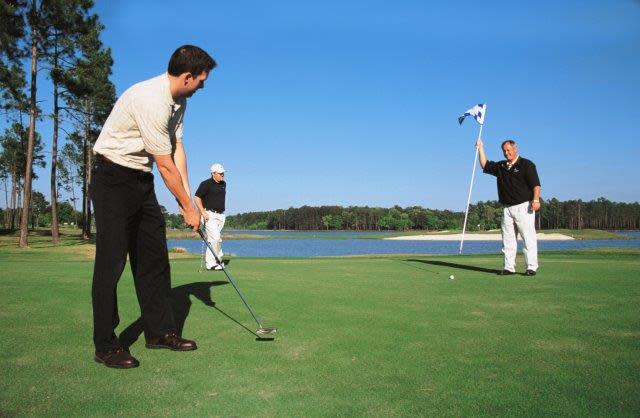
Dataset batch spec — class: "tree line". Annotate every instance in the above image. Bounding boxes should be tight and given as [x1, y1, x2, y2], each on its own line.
[4, 194, 637, 233]
[0, 0, 114, 245]
[224, 198, 640, 231]
[2, 3, 639, 241]
[0, 190, 185, 230]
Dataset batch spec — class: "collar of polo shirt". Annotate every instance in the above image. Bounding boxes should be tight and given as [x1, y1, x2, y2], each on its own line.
[164, 73, 184, 108]
[506, 155, 519, 169]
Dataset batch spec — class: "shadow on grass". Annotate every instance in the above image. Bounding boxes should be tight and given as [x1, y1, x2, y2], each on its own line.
[404, 259, 501, 275]
[120, 280, 228, 348]
[211, 305, 264, 339]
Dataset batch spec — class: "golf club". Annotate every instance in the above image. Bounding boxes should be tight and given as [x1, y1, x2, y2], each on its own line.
[197, 227, 277, 339]
[198, 229, 206, 273]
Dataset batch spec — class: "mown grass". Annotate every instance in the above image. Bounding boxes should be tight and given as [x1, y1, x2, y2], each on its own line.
[0, 233, 639, 416]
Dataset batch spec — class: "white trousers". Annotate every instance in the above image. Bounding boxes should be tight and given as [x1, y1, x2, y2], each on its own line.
[501, 201, 538, 272]
[204, 211, 226, 269]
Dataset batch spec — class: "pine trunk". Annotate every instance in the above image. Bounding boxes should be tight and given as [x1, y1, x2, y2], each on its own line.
[82, 100, 93, 239]
[9, 161, 17, 230]
[19, 26, 38, 248]
[50, 40, 60, 243]
[2, 180, 8, 228]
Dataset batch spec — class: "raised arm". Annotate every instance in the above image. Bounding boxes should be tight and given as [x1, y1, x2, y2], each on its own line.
[475, 137, 488, 169]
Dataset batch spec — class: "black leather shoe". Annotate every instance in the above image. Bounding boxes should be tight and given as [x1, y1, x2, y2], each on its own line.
[145, 332, 197, 351]
[498, 269, 515, 275]
[94, 348, 140, 369]
[525, 269, 537, 276]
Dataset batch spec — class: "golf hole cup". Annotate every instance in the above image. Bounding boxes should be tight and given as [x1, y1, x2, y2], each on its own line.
[449, 274, 455, 280]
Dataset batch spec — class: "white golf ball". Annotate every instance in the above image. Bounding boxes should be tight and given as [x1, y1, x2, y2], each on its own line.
[449, 274, 455, 280]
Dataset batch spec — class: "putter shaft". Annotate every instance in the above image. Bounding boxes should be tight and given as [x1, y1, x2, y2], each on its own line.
[197, 228, 266, 329]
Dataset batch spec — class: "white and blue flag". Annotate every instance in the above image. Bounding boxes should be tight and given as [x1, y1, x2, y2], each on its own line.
[458, 103, 486, 125]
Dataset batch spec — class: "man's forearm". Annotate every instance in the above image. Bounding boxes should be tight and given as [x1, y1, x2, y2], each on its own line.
[159, 168, 191, 210]
[478, 147, 487, 169]
[155, 154, 191, 210]
[194, 196, 206, 214]
[173, 142, 191, 196]
[532, 186, 541, 201]
[475, 138, 487, 168]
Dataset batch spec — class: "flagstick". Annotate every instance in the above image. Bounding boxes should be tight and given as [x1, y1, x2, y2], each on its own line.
[459, 123, 484, 254]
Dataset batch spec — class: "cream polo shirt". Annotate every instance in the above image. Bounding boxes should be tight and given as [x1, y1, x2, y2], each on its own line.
[93, 73, 186, 172]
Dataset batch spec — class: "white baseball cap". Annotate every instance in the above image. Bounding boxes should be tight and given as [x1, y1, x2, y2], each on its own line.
[210, 163, 225, 173]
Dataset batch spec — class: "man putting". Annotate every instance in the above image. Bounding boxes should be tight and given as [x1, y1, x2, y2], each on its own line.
[194, 163, 227, 270]
[476, 138, 541, 276]
[90, 45, 216, 368]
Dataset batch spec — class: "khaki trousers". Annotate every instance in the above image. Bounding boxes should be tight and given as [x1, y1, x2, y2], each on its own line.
[501, 201, 538, 272]
[204, 211, 226, 269]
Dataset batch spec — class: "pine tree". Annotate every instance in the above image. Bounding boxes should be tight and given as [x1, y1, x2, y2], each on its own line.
[40, 0, 96, 243]
[57, 134, 83, 221]
[0, 122, 45, 229]
[0, 0, 28, 115]
[18, 0, 45, 247]
[61, 17, 114, 238]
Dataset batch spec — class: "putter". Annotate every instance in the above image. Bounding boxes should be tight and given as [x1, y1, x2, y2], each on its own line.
[198, 231, 206, 273]
[197, 227, 277, 339]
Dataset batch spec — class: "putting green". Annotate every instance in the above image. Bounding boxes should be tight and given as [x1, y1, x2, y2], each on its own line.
[1, 236, 638, 416]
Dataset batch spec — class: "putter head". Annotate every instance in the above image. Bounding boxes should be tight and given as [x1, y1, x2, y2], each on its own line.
[256, 327, 277, 339]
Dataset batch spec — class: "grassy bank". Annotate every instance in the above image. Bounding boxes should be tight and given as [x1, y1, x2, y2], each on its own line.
[1, 232, 638, 416]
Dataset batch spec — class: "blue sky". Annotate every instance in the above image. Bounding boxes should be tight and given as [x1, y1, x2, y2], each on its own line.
[6, 0, 640, 214]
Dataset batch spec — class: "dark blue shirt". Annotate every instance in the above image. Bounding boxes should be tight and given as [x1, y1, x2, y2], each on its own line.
[195, 179, 226, 213]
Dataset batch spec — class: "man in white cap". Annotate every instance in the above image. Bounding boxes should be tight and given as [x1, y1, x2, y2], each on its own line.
[194, 163, 227, 270]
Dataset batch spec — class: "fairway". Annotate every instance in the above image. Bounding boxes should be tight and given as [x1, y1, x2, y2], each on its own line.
[1, 242, 639, 416]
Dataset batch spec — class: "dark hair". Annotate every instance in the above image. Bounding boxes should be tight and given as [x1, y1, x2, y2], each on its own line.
[167, 45, 216, 76]
[501, 139, 517, 148]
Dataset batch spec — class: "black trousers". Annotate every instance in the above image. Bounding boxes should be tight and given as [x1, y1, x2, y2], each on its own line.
[89, 157, 176, 351]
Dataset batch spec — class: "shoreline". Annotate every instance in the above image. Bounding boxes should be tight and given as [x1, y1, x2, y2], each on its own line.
[385, 232, 575, 241]
[162, 229, 629, 241]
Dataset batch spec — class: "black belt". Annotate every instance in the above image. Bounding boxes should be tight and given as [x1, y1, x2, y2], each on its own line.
[93, 153, 153, 180]
[207, 209, 224, 214]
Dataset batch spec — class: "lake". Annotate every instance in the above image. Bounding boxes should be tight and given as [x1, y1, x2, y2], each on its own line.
[167, 230, 640, 257]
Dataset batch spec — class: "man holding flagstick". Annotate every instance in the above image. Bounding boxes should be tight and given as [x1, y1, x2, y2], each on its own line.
[476, 137, 541, 276]
[458, 104, 487, 254]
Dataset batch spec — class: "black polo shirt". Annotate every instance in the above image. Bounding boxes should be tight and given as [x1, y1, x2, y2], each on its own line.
[195, 179, 226, 213]
[483, 157, 540, 206]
